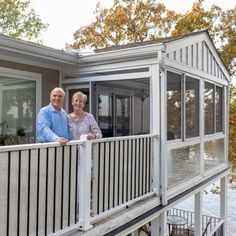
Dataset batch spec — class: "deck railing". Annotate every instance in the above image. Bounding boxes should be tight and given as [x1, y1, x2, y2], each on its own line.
[0, 134, 158, 235]
[91, 135, 155, 218]
[0, 142, 79, 236]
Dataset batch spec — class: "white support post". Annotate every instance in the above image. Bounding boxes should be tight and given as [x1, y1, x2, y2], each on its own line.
[199, 78, 204, 177]
[159, 65, 168, 205]
[151, 217, 160, 236]
[194, 191, 203, 236]
[150, 63, 160, 196]
[78, 141, 93, 230]
[220, 176, 227, 236]
[159, 212, 167, 236]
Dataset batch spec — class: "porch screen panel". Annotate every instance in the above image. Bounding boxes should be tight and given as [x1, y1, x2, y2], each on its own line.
[185, 76, 199, 138]
[204, 82, 214, 135]
[216, 86, 223, 132]
[1, 78, 36, 141]
[167, 71, 182, 140]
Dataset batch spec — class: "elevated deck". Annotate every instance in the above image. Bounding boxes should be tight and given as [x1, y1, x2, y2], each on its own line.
[0, 134, 228, 235]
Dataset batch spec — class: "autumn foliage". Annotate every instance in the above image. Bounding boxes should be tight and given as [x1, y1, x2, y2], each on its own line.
[69, 0, 236, 76]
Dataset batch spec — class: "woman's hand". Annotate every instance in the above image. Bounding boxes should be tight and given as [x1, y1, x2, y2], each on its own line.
[87, 133, 96, 140]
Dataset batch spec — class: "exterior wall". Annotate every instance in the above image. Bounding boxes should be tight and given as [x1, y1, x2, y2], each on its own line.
[0, 59, 60, 106]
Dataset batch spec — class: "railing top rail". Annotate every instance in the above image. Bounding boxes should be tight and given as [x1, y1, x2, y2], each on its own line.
[0, 133, 158, 152]
[0, 140, 84, 152]
[90, 133, 159, 143]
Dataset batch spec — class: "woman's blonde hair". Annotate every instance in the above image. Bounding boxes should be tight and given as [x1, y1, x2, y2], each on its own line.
[72, 91, 87, 103]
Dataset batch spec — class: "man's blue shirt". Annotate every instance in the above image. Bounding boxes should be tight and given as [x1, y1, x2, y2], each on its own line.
[37, 103, 69, 142]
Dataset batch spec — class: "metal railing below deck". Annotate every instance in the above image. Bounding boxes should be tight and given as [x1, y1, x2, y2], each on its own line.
[169, 208, 222, 236]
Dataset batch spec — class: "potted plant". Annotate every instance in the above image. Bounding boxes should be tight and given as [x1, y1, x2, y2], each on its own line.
[16, 127, 27, 144]
[0, 120, 11, 145]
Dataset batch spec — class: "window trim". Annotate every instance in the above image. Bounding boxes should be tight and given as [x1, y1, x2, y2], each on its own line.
[0, 67, 41, 138]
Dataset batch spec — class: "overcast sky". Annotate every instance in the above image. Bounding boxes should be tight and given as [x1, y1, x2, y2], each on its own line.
[29, 0, 236, 50]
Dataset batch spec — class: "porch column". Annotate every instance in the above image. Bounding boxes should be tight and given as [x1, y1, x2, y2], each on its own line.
[151, 216, 160, 236]
[220, 176, 227, 236]
[150, 63, 161, 196]
[158, 212, 167, 236]
[194, 191, 203, 236]
[78, 141, 93, 230]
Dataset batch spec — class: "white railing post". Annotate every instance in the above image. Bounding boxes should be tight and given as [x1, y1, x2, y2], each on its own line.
[152, 135, 159, 195]
[194, 191, 203, 236]
[78, 141, 93, 230]
[220, 176, 227, 236]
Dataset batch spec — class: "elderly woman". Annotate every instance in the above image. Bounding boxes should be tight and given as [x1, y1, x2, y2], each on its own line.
[68, 91, 102, 140]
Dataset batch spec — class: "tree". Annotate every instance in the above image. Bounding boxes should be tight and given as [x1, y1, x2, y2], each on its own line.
[0, 0, 48, 41]
[172, 0, 236, 76]
[228, 85, 236, 188]
[69, 0, 179, 49]
[69, 0, 236, 76]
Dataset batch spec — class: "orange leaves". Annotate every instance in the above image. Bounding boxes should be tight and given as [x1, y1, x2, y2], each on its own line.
[68, 0, 236, 76]
[68, 0, 178, 50]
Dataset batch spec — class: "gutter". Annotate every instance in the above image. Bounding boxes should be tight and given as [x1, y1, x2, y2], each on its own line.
[0, 35, 79, 65]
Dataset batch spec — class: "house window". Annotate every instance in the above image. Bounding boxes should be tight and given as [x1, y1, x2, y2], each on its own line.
[216, 86, 223, 132]
[186, 76, 199, 138]
[204, 82, 214, 134]
[0, 69, 40, 143]
[167, 71, 182, 140]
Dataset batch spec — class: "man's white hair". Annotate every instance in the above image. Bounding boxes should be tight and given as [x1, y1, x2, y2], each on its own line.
[50, 87, 65, 97]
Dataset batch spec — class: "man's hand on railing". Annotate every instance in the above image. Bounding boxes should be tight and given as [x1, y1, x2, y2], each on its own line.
[56, 137, 68, 146]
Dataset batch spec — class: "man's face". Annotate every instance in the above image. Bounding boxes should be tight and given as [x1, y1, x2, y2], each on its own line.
[50, 91, 64, 111]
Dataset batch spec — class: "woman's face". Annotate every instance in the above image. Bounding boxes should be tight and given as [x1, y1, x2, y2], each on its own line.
[72, 97, 85, 111]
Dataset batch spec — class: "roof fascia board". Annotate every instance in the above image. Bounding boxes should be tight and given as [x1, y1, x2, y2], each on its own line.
[63, 71, 151, 84]
[79, 43, 164, 65]
[0, 53, 61, 70]
[0, 35, 79, 65]
[63, 58, 158, 78]
[202, 33, 231, 79]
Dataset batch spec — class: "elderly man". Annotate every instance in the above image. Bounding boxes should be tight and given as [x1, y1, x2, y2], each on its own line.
[37, 87, 69, 145]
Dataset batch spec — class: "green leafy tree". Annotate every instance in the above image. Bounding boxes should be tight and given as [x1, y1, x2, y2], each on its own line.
[0, 0, 48, 41]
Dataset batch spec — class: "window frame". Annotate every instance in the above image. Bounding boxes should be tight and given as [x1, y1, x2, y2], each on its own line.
[0, 67, 41, 140]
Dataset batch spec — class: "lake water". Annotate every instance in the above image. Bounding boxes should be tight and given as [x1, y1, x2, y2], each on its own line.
[176, 183, 236, 236]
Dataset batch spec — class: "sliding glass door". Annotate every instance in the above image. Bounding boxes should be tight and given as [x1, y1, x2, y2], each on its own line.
[97, 92, 131, 138]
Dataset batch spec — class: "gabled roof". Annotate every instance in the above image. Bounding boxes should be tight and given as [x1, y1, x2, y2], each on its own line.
[94, 30, 230, 79]
[95, 30, 207, 53]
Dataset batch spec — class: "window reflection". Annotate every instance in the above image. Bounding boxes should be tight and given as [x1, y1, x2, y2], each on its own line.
[186, 77, 199, 138]
[204, 138, 225, 172]
[204, 82, 214, 134]
[216, 86, 223, 132]
[1, 78, 36, 139]
[167, 72, 182, 140]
